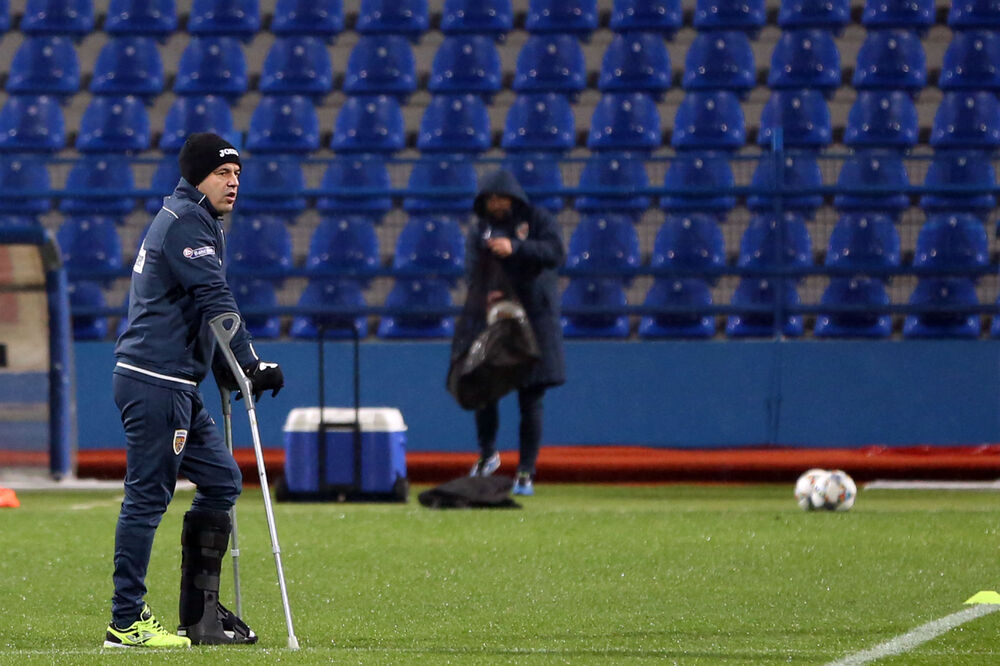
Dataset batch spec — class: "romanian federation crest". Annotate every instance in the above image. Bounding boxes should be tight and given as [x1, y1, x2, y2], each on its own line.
[173, 429, 188, 455]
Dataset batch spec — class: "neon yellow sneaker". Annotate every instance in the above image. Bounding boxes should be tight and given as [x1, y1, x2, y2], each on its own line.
[104, 604, 192, 648]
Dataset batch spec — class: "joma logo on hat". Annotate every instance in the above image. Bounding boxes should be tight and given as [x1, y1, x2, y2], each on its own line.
[219, 147, 239, 158]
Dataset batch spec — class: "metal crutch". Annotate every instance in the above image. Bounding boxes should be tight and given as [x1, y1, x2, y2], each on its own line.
[217, 383, 243, 619]
[210, 312, 300, 650]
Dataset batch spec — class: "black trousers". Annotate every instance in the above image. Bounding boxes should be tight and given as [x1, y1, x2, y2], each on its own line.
[475, 386, 546, 475]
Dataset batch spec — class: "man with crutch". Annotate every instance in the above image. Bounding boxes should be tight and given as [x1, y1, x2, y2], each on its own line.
[106, 133, 284, 648]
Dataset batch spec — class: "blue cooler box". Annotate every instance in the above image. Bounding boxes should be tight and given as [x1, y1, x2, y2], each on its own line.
[282, 407, 407, 500]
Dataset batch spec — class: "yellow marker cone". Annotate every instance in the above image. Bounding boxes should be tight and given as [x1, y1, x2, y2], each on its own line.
[964, 591, 1000, 605]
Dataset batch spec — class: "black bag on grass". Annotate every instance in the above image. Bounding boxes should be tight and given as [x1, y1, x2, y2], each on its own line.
[418, 476, 521, 509]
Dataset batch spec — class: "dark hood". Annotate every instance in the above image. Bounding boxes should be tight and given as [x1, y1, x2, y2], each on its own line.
[473, 169, 530, 218]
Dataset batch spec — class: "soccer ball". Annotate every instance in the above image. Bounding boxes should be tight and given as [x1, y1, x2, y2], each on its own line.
[794, 468, 830, 511]
[810, 469, 857, 511]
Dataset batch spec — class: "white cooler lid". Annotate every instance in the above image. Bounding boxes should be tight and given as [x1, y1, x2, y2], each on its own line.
[283, 407, 407, 433]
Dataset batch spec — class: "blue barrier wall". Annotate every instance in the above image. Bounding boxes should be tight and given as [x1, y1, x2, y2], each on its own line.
[75, 340, 1000, 452]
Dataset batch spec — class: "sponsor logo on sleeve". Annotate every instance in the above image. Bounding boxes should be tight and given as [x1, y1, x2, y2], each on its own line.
[173, 429, 188, 455]
[182, 246, 216, 259]
[133, 243, 146, 274]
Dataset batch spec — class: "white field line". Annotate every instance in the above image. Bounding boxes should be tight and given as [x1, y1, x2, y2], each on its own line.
[827, 605, 999, 666]
[865, 480, 1000, 491]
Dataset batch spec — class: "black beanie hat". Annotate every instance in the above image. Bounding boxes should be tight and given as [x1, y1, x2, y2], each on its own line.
[178, 132, 241, 187]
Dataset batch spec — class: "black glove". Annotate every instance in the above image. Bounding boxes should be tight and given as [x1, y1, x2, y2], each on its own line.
[238, 360, 284, 402]
[212, 351, 240, 393]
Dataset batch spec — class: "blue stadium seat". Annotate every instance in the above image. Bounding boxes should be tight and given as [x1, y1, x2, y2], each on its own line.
[238, 156, 306, 214]
[930, 91, 1000, 150]
[0, 0, 7, 32]
[833, 150, 911, 216]
[0, 95, 65, 152]
[402, 158, 478, 215]
[227, 214, 293, 281]
[575, 154, 651, 219]
[0, 215, 41, 230]
[146, 155, 180, 214]
[246, 95, 320, 153]
[512, 34, 587, 97]
[428, 35, 502, 98]
[502, 153, 564, 213]
[104, 0, 178, 38]
[661, 152, 736, 216]
[356, 0, 429, 39]
[671, 91, 746, 152]
[565, 213, 641, 278]
[289, 278, 367, 339]
[825, 212, 901, 272]
[814, 277, 892, 338]
[939, 30, 1000, 93]
[862, 0, 934, 32]
[60, 155, 135, 217]
[305, 215, 379, 280]
[21, 0, 93, 36]
[317, 156, 393, 219]
[693, 0, 766, 33]
[758, 89, 832, 149]
[417, 94, 491, 154]
[187, 0, 260, 40]
[852, 29, 927, 94]
[843, 90, 919, 149]
[392, 214, 466, 281]
[778, 0, 850, 32]
[259, 36, 333, 98]
[638, 279, 715, 338]
[920, 151, 997, 219]
[174, 36, 247, 99]
[948, 0, 1000, 29]
[271, 0, 343, 39]
[746, 151, 823, 217]
[525, 0, 598, 37]
[768, 29, 841, 96]
[89, 37, 163, 100]
[913, 212, 989, 274]
[588, 92, 661, 153]
[158, 95, 236, 153]
[737, 212, 812, 278]
[726, 278, 804, 337]
[598, 32, 671, 100]
[650, 213, 725, 277]
[610, 0, 682, 37]
[76, 95, 149, 153]
[441, 0, 513, 39]
[903, 278, 980, 338]
[502, 93, 575, 153]
[377, 278, 455, 339]
[560, 279, 630, 338]
[0, 156, 49, 215]
[57, 215, 123, 281]
[330, 95, 405, 153]
[681, 31, 755, 97]
[342, 35, 416, 99]
[229, 277, 280, 339]
[68, 281, 108, 340]
[6, 36, 80, 97]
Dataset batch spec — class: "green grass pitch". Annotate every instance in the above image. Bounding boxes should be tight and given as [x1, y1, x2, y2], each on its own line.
[2, 484, 1000, 664]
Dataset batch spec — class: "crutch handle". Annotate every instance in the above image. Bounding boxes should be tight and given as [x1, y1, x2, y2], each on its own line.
[208, 312, 255, 411]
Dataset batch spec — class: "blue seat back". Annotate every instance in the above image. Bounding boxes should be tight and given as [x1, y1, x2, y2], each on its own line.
[377, 278, 454, 339]
[662, 152, 736, 215]
[694, 0, 765, 32]
[306, 216, 379, 278]
[638, 279, 715, 339]
[441, 0, 513, 38]
[7, 36, 80, 96]
[239, 156, 306, 214]
[768, 29, 841, 94]
[526, 0, 598, 36]
[402, 157, 478, 214]
[726, 277, 803, 337]
[852, 29, 927, 93]
[903, 278, 980, 338]
[930, 91, 1000, 150]
[0, 95, 65, 153]
[246, 94, 320, 153]
[844, 90, 919, 149]
[565, 213, 641, 274]
[0, 156, 49, 214]
[229, 277, 280, 338]
[105, 0, 178, 37]
[913, 213, 989, 271]
[513, 34, 587, 96]
[598, 32, 671, 99]
[759, 89, 832, 148]
[90, 37, 164, 99]
[146, 156, 180, 214]
[356, 0, 429, 38]
[271, 0, 344, 38]
[815, 277, 891, 338]
[317, 155, 393, 217]
[939, 30, 1000, 92]
[227, 214, 293, 278]
[188, 0, 260, 39]
[392, 214, 466, 279]
[833, 150, 911, 215]
[60, 155, 135, 216]
[259, 36, 333, 97]
[290, 278, 367, 339]
[174, 36, 248, 98]
[650, 213, 725, 273]
[428, 35, 502, 97]
[575, 154, 651, 217]
[825, 212, 901, 271]
[58, 215, 123, 276]
[501, 153, 564, 213]
[21, 0, 94, 35]
[342, 35, 416, 99]
[778, 0, 850, 31]
[0, 215, 41, 230]
[948, 0, 1000, 29]
[68, 281, 108, 340]
[682, 31, 755, 95]
[76, 95, 150, 153]
[610, 0, 682, 36]
[417, 94, 491, 154]
[331, 94, 405, 153]
[863, 0, 934, 31]
[920, 151, 997, 217]
[502, 93, 576, 153]
[671, 91, 746, 151]
[560, 278, 629, 338]
[0, 0, 7, 32]
[159, 95, 236, 152]
[738, 212, 812, 272]
[746, 151, 823, 216]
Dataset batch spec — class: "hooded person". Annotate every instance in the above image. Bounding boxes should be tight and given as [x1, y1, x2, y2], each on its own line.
[454, 169, 566, 496]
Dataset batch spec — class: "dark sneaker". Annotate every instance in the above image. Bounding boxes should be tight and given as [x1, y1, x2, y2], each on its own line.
[104, 604, 191, 648]
[469, 452, 501, 477]
[513, 472, 534, 496]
